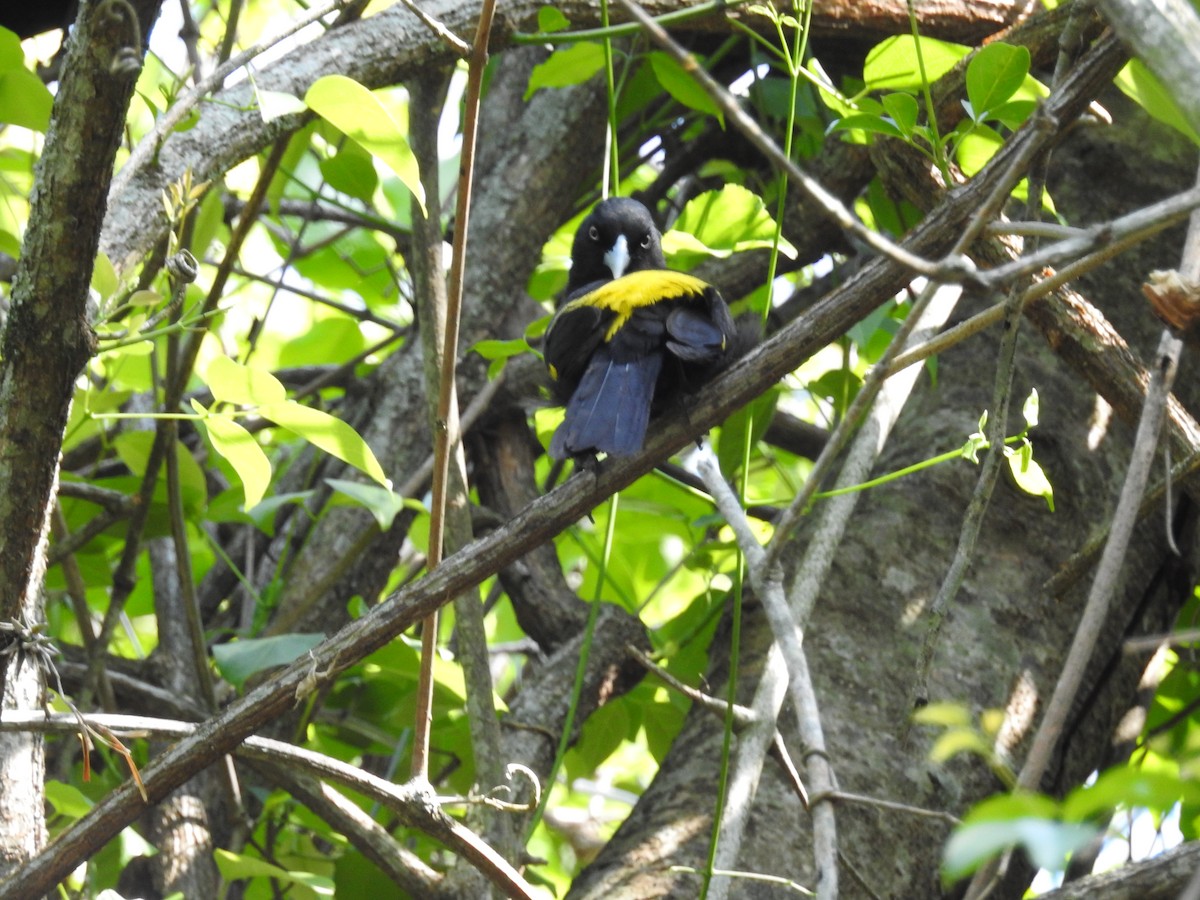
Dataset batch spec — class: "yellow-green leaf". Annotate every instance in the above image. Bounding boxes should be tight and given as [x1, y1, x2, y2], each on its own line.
[260, 401, 388, 487]
[203, 355, 287, 406]
[193, 399, 272, 509]
[305, 75, 425, 214]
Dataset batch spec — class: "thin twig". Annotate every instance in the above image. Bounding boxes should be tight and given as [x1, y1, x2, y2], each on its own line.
[691, 445, 839, 900]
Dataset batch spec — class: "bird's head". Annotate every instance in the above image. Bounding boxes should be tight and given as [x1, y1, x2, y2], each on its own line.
[568, 198, 666, 290]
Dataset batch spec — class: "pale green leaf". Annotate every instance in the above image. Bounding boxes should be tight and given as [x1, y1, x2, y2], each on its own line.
[305, 75, 426, 214]
[668, 184, 796, 263]
[260, 401, 389, 487]
[864, 35, 970, 93]
[327, 477, 421, 530]
[1007, 449, 1054, 511]
[255, 87, 307, 123]
[202, 355, 287, 406]
[193, 399, 272, 509]
[1021, 389, 1039, 429]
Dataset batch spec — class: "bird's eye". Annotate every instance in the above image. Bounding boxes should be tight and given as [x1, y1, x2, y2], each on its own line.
[588, 225, 600, 241]
[640, 233, 652, 249]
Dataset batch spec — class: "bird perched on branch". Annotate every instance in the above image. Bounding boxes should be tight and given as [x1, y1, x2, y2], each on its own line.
[544, 197, 750, 460]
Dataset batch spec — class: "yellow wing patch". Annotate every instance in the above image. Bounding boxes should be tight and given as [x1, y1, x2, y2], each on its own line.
[564, 270, 710, 343]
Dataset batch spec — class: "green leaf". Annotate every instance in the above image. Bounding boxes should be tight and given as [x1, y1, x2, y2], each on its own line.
[648, 51, 723, 124]
[943, 817, 1096, 881]
[883, 92, 916, 138]
[260, 401, 389, 487]
[912, 701, 973, 728]
[863, 35, 970, 93]
[305, 75, 426, 214]
[1007, 447, 1054, 511]
[212, 634, 325, 688]
[1062, 767, 1198, 823]
[881, 92, 919, 137]
[0, 68, 53, 132]
[319, 146, 379, 203]
[327, 477, 420, 530]
[525, 42, 606, 98]
[830, 113, 906, 140]
[965, 43, 1030, 120]
[91, 253, 119, 303]
[536, 5, 570, 32]
[46, 781, 94, 819]
[254, 86, 307, 123]
[202, 354, 287, 406]
[214, 848, 334, 898]
[471, 338, 531, 362]
[1114, 58, 1200, 146]
[193, 399, 272, 509]
[666, 184, 796, 265]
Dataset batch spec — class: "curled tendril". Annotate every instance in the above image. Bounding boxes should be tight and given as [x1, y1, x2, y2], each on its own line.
[96, 0, 143, 78]
[166, 250, 199, 284]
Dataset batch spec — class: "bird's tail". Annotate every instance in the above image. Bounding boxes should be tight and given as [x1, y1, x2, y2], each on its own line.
[550, 346, 663, 459]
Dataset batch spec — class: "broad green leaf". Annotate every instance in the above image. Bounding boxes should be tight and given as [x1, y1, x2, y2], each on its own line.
[648, 51, 723, 124]
[319, 146, 378, 203]
[525, 42, 606, 98]
[0, 69, 53, 132]
[1114, 58, 1200, 146]
[966, 43, 1030, 120]
[667, 184, 796, 264]
[203, 354, 287, 406]
[46, 781, 94, 819]
[304, 75, 426, 214]
[212, 633, 325, 688]
[327, 477, 420, 530]
[193, 399, 272, 509]
[863, 35, 970, 93]
[0, 28, 22, 70]
[260, 400, 389, 487]
[881, 92, 919, 137]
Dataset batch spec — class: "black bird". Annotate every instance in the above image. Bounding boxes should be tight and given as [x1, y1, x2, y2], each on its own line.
[0, 1, 76, 38]
[544, 197, 742, 460]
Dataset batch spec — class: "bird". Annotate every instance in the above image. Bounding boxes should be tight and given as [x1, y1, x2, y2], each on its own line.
[543, 197, 744, 460]
[0, 2, 76, 38]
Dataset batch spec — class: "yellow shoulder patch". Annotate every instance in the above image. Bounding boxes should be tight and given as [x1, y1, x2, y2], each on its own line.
[565, 270, 710, 342]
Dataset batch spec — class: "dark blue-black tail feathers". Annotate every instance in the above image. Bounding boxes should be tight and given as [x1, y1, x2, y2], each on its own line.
[550, 347, 664, 460]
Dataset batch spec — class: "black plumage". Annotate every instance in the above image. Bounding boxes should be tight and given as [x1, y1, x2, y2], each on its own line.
[544, 198, 743, 460]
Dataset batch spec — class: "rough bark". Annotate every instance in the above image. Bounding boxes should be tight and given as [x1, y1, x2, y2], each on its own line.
[0, 0, 163, 876]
